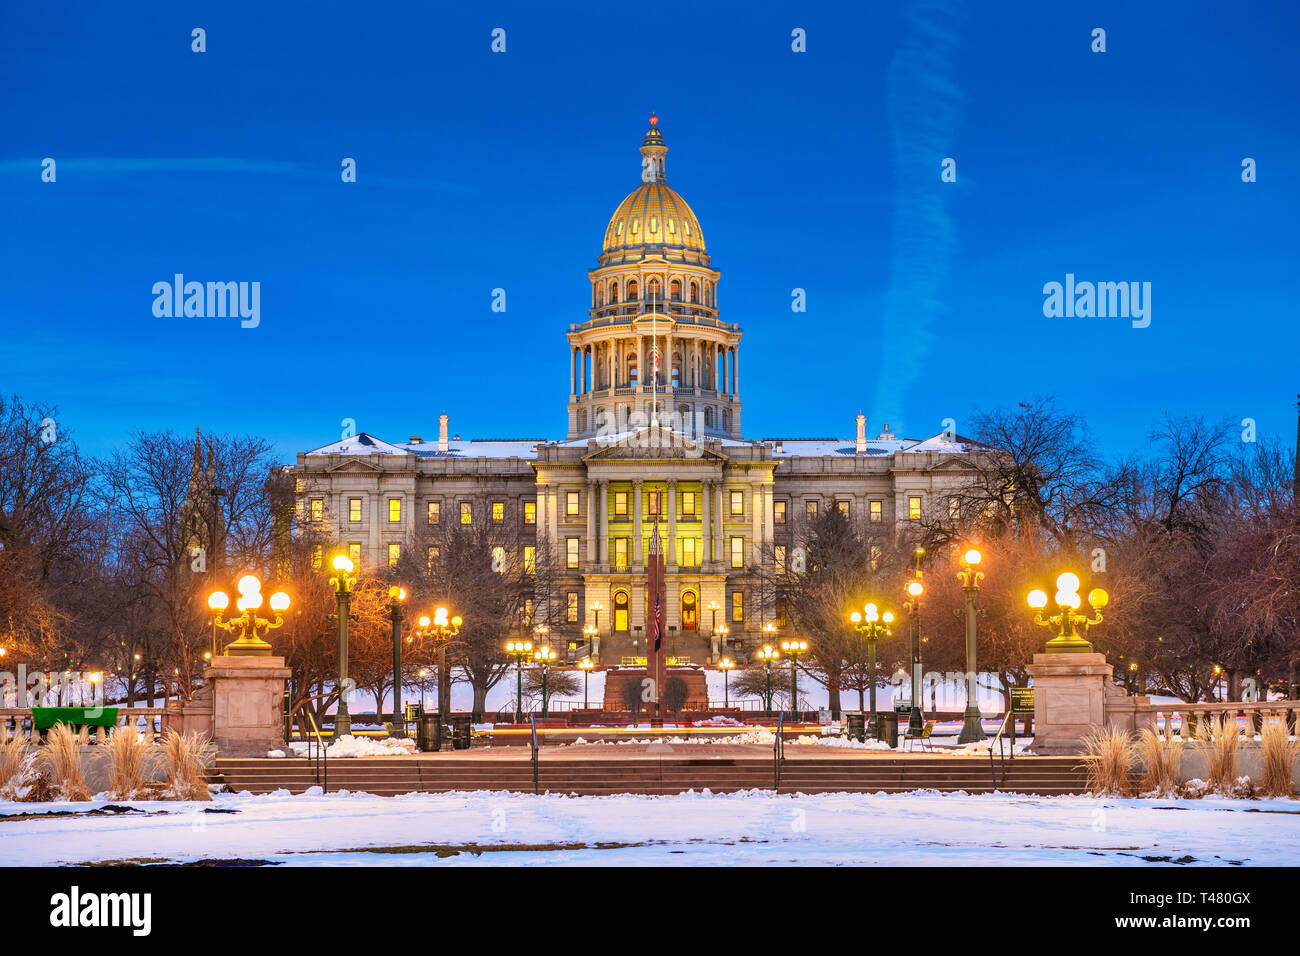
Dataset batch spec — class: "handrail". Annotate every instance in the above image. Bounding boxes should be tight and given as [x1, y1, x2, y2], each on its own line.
[989, 710, 1013, 787]
[773, 713, 785, 790]
[530, 715, 540, 794]
[305, 710, 327, 793]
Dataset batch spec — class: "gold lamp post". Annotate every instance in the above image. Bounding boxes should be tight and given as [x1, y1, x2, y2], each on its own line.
[850, 602, 894, 734]
[208, 574, 290, 658]
[757, 644, 780, 717]
[718, 656, 734, 708]
[578, 656, 594, 710]
[414, 606, 463, 736]
[780, 638, 808, 720]
[902, 577, 925, 737]
[534, 643, 557, 716]
[506, 638, 534, 722]
[956, 548, 986, 743]
[328, 554, 357, 737]
[1026, 572, 1108, 653]
[386, 586, 408, 737]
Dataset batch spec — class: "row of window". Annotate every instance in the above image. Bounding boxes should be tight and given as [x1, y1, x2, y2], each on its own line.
[563, 535, 749, 570]
[308, 493, 951, 528]
[595, 277, 715, 308]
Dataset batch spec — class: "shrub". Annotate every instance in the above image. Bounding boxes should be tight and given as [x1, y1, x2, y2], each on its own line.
[104, 726, 156, 800]
[1257, 718, 1298, 798]
[1134, 728, 1181, 797]
[42, 723, 91, 801]
[159, 731, 212, 801]
[662, 676, 689, 715]
[1082, 727, 1135, 796]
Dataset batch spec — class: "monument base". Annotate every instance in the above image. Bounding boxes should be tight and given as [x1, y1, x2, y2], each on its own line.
[1024, 652, 1112, 755]
[205, 655, 292, 757]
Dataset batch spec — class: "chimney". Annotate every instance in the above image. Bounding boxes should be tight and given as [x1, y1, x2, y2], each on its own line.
[855, 413, 866, 454]
[877, 422, 896, 441]
[438, 413, 449, 453]
[409, 435, 422, 444]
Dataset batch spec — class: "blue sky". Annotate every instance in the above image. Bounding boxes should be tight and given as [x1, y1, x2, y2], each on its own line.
[1, 0, 1296, 462]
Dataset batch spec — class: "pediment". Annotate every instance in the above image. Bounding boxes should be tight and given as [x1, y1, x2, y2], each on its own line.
[582, 426, 728, 462]
[326, 458, 385, 474]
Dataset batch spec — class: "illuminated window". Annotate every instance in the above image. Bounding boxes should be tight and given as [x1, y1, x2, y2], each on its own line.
[491, 546, 505, 571]
[566, 491, 579, 516]
[775, 544, 786, 573]
[647, 491, 660, 516]
[388, 499, 401, 523]
[460, 502, 472, 525]
[614, 538, 628, 570]
[690, 281, 699, 303]
[949, 496, 961, 521]
[774, 500, 786, 524]
[614, 492, 628, 517]
[681, 590, 697, 630]
[567, 537, 579, 569]
[649, 216, 658, 234]
[730, 490, 744, 516]
[870, 500, 883, 523]
[567, 592, 579, 623]
[730, 536, 745, 569]
[630, 218, 639, 236]
[732, 591, 743, 622]
[310, 498, 324, 522]
[670, 279, 681, 299]
[909, 496, 922, 520]
[524, 598, 535, 624]
[492, 501, 504, 523]
[428, 501, 440, 525]
[348, 542, 362, 567]
[681, 538, 697, 567]
[628, 280, 638, 299]
[427, 546, 438, 572]
[837, 500, 850, 517]
[524, 546, 536, 573]
[869, 545, 882, 571]
[806, 500, 818, 519]
[523, 501, 536, 524]
[310, 545, 322, 571]
[614, 590, 630, 632]
[387, 543, 400, 568]
[349, 498, 361, 522]
[681, 491, 696, 516]
[668, 219, 676, 235]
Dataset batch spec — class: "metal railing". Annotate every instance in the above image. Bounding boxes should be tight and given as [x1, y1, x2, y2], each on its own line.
[530, 715, 540, 794]
[305, 710, 327, 792]
[989, 711, 1013, 787]
[773, 713, 785, 790]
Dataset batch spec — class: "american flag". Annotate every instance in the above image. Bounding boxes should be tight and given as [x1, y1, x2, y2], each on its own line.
[653, 591, 663, 652]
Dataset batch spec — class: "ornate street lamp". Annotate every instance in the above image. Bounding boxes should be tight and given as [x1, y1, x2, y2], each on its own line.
[328, 554, 357, 738]
[534, 643, 557, 716]
[955, 548, 986, 743]
[387, 586, 408, 737]
[849, 602, 894, 735]
[1026, 572, 1108, 653]
[415, 606, 463, 737]
[505, 638, 534, 722]
[757, 644, 780, 717]
[718, 656, 734, 708]
[578, 656, 594, 710]
[902, 577, 925, 738]
[587, 600, 603, 662]
[208, 574, 291, 658]
[707, 600, 722, 661]
[780, 638, 808, 720]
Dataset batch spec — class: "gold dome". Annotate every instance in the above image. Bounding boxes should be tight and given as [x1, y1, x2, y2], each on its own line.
[599, 115, 707, 263]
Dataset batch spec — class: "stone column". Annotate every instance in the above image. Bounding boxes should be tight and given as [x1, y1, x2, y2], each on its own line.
[536, 485, 548, 546]
[714, 481, 724, 564]
[586, 479, 597, 562]
[751, 482, 762, 565]
[633, 478, 644, 567]
[667, 478, 677, 568]
[702, 479, 712, 564]
[1024, 652, 1114, 755]
[734, 347, 740, 396]
[598, 481, 608, 566]
[570, 348, 577, 398]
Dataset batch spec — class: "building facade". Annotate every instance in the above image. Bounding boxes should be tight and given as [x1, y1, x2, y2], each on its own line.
[292, 117, 972, 666]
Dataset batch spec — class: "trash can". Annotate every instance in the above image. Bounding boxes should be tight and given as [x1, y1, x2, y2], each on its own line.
[846, 713, 865, 742]
[417, 713, 441, 752]
[877, 712, 899, 749]
[451, 716, 472, 750]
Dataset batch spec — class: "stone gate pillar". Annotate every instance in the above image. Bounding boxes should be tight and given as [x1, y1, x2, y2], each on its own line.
[1024, 652, 1112, 755]
[205, 656, 292, 757]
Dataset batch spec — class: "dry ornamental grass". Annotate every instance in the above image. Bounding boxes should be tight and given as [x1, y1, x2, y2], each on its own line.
[1082, 727, 1136, 796]
[1257, 718, 1298, 798]
[160, 730, 212, 801]
[1134, 728, 1181, 797]
[105, 725, 156, 800]
[42, 723, 91, 802]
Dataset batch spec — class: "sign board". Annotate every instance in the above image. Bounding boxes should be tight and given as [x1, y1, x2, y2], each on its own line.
[818, 708, 831, 726]
[894, 699, 912, 713]
[1010, 687, 1035, 714]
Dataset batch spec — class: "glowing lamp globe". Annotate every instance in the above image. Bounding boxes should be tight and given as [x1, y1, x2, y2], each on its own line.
[331, 554, 354, 573]
[1027, 589, 1048, 609]
[1055, 572, 1080, 594]
[963, 549, 982, 566]
[237, 574, 261, 596]
[418, 615, 431, 628]
[243, 592, 264, 610]
[1056, 590, 1081, 609]
[883, 611, 895, 623]
[269, 591, 291, 612]
[208, 591, 229, 611]
[1088, 587, 1109, 608]
[434, 608, 449, 626]
[907, 581, 923, 597]
[850, 611, 862, 624]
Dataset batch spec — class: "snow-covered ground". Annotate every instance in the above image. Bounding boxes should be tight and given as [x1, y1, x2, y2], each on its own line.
[2, 788, 1294, 866]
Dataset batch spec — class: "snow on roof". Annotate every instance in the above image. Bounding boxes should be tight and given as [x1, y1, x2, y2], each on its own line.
[303, 433, 411, 456]
[769, 432, 969, 457]
[302, 432, 542, 459]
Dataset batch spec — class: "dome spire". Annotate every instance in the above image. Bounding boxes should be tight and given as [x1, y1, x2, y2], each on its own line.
[640, 113, 667, 184]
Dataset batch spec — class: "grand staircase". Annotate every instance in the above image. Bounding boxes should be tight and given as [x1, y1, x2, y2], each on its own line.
[211, 753, 1088, 797]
